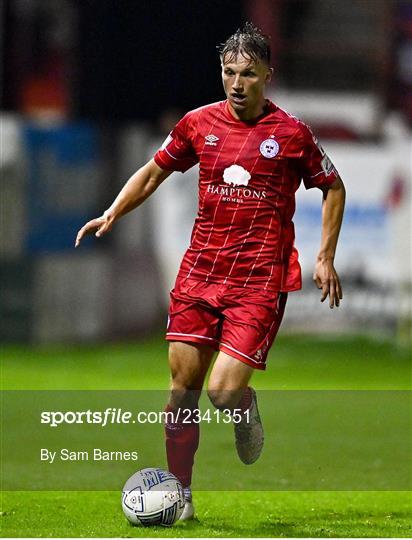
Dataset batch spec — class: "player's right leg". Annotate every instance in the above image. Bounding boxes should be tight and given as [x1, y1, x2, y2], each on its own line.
[165, 341, 215, 520]
[167, 340, 214, 410]
[164, 278, 222, 518]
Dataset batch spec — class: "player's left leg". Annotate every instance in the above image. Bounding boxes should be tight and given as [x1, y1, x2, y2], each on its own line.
[207, 353, 263, 464]
[206, 291, 288, 464]
[207, 351, 253, 409]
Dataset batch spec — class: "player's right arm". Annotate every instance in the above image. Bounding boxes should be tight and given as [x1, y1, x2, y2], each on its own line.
[75, 159, 171, 247]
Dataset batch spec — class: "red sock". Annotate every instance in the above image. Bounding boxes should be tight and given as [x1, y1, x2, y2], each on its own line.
[164, 404, 199, 488]
[237, 386, 252, 412]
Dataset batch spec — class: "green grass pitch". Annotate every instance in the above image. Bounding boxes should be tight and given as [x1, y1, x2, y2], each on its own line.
[1, 334, 411, 537]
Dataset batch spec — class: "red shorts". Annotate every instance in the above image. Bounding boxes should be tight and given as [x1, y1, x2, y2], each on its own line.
[166, 278, 287, 370]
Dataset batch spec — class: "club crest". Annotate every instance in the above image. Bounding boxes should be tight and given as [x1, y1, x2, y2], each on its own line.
[260, 138, 279, 158]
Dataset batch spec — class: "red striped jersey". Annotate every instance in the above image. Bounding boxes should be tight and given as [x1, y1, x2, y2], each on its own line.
[154, 100, 339, 292]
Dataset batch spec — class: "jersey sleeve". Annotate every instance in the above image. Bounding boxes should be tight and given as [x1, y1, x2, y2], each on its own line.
[298, 122, 339, 189]
[153, 112, 199, 173]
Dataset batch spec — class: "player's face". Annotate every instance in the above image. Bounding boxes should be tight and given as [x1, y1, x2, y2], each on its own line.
[221, 53, 272, 121]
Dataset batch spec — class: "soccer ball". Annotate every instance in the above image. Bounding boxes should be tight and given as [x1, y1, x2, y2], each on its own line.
[121, 468, 185, 527]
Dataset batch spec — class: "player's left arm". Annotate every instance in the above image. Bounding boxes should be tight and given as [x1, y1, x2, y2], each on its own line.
[313, 176, 346, 308]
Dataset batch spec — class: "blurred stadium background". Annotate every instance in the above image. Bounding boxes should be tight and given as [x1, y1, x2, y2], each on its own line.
[1, 0, 411, 346]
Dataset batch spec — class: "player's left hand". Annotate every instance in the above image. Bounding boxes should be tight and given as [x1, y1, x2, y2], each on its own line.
[313, 259, 343, 308]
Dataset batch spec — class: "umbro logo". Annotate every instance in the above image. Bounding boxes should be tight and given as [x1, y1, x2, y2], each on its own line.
[205, 134, 219, 146]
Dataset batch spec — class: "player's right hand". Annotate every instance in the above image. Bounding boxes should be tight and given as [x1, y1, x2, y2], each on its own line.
[75, 213, 113, 247]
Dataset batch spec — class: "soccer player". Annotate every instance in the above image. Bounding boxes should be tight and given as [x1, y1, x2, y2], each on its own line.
[76, 23, 345, 520]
